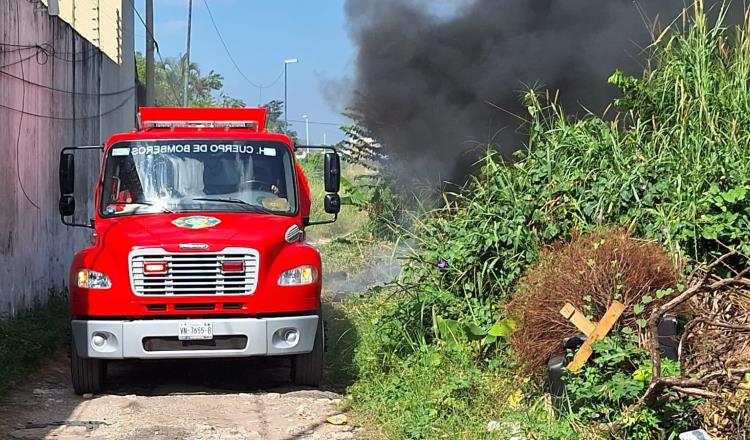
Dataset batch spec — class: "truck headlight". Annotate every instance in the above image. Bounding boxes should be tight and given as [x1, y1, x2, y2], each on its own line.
[77, 269, 112, 289]
[278, 265, 317, 286]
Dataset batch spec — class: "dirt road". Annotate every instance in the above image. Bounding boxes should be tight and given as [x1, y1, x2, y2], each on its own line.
[0, 350, 361, 440]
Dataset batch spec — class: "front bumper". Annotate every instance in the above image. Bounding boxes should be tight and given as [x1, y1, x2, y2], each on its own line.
[72, 316, 318, 359]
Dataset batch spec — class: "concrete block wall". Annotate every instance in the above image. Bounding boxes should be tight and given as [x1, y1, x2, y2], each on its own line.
[0, 0, 135, 315]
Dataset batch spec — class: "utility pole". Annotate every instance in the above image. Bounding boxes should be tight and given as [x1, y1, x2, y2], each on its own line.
[182, 0, 193, 107]
[145, 0, 155, 106]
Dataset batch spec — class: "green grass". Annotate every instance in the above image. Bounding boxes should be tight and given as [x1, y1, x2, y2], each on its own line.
[0, 294, 70, 396]
[343, 292, 581, 439]
[322, 295, 359, 392]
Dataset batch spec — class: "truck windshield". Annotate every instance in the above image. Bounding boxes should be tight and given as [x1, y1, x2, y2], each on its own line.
[100, 140, 297, 217]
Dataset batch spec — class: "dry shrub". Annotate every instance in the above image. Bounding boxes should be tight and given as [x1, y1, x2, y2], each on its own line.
[683, 288, 750, 377]
[506, 228, 678, 373]
[700, 389, 750, 439]
[684, 286, 750, 438]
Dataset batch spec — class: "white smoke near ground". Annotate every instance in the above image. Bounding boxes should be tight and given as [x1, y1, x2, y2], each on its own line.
[323, 247, 405, 298]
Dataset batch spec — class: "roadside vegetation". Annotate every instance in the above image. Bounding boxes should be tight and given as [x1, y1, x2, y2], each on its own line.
[335, 4, 750, 439]
[0, 294, 69, 396]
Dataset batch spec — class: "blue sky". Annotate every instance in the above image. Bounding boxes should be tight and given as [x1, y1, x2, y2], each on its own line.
[134, 0, 355, 143]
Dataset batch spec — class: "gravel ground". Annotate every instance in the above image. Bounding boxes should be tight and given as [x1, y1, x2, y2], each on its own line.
[0, 351, 364, 440]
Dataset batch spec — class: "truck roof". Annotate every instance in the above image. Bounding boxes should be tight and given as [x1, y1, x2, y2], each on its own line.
[105, 107, 294, 149]
[139, 107, 269, 132]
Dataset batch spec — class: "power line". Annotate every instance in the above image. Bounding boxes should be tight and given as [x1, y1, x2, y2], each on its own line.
[12, 0, 40, 210]
[0, 91, 135, 121]
[1, 44, 51, 67]
[126, 0, 182, 104]
[0, 42, 100, 62]
[201, 0, 283, 90]
[127, 0, 155, 49]
[0, 69, 135, 96]
[288, 119, 348, 127]
[0, 51, 38, 69]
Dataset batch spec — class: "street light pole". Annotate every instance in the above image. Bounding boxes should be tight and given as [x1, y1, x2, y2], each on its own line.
[283, 58, 298, 134]
[302, 115, 309, 145]
[284, 63, 287, 130]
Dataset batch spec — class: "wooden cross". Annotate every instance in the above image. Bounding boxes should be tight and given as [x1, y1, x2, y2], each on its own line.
[559, 300, 626, 373]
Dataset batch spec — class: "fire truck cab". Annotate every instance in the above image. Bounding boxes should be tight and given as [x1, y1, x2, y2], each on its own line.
[58, 107, 341, 394]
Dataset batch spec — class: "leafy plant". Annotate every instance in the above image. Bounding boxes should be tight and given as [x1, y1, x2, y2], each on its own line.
[564, 335, 698, 439]
[434, 315, 516, 349]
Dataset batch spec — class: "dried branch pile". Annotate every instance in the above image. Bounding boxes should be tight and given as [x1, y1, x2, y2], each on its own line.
[631, 251, 750, 436]
[507, 228, 678, 372]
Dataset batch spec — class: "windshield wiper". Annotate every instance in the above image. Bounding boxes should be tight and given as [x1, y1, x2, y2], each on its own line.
[190, 197, 275, 214]
[119, 201, 174, 213]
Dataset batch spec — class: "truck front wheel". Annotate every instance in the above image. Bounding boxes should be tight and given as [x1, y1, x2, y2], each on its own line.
[291, 314, 324, 387]
[71, 344, 107, 395]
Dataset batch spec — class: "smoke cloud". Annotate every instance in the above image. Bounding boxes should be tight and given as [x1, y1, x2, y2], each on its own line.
[345, 0, 739, 184]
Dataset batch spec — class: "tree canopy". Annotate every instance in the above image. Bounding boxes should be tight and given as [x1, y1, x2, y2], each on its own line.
[135, 52, 244, 108]
[135, 54, 298, 141]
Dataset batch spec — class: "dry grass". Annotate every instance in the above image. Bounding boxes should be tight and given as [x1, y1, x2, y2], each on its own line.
[506, 228, 678, 373]
[684, 284, 750, 438]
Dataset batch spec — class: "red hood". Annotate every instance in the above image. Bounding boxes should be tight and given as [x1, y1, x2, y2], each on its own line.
[95, 213, 299, 254]
[74, 211, 321, 318]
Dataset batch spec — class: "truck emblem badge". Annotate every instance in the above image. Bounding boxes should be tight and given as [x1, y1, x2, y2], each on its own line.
[171, 216, 221, 229]
[179, 243, 209, 250]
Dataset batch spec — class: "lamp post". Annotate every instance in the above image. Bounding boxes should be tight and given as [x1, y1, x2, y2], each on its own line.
[283, 58, 298, 134]
[302, 114, 310, 146]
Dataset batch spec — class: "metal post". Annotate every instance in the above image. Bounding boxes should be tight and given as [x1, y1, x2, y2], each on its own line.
[182, 0, 193, 107]
[284, 63, 288, 132]
[283, 58, 298, 135]
[145, 0, 155, 106]
[303, 115, 310, 145]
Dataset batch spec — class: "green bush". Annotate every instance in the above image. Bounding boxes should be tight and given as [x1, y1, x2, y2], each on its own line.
[386, 4, 750, 352]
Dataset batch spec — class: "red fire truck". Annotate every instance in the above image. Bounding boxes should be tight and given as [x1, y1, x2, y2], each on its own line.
[58, 107, 341, 394]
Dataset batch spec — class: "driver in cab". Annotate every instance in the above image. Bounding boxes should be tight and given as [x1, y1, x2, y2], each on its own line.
[202, 154, 281, 197]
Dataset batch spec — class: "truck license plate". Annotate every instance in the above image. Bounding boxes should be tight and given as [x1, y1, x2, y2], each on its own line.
[178, 321, 213, 341]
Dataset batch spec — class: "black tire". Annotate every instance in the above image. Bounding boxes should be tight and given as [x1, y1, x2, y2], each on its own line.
[291, 314, 324, 387]
[71, 344, 107, 395]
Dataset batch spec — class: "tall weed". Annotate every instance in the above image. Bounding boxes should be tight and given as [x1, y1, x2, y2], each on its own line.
[392, 4, 750, 348]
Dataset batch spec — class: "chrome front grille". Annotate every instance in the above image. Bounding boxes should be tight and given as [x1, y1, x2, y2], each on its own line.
[129, 248, 259, 296]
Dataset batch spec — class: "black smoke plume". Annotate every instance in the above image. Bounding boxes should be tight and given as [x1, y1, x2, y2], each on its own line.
[345, 0, 740, 184]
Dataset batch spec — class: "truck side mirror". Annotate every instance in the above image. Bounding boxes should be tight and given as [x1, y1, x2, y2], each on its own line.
[324, 193, 341, 215]
[60, 153, 75, 194]
[324, 152, 340, 193]
[59, 195, 76, 217]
